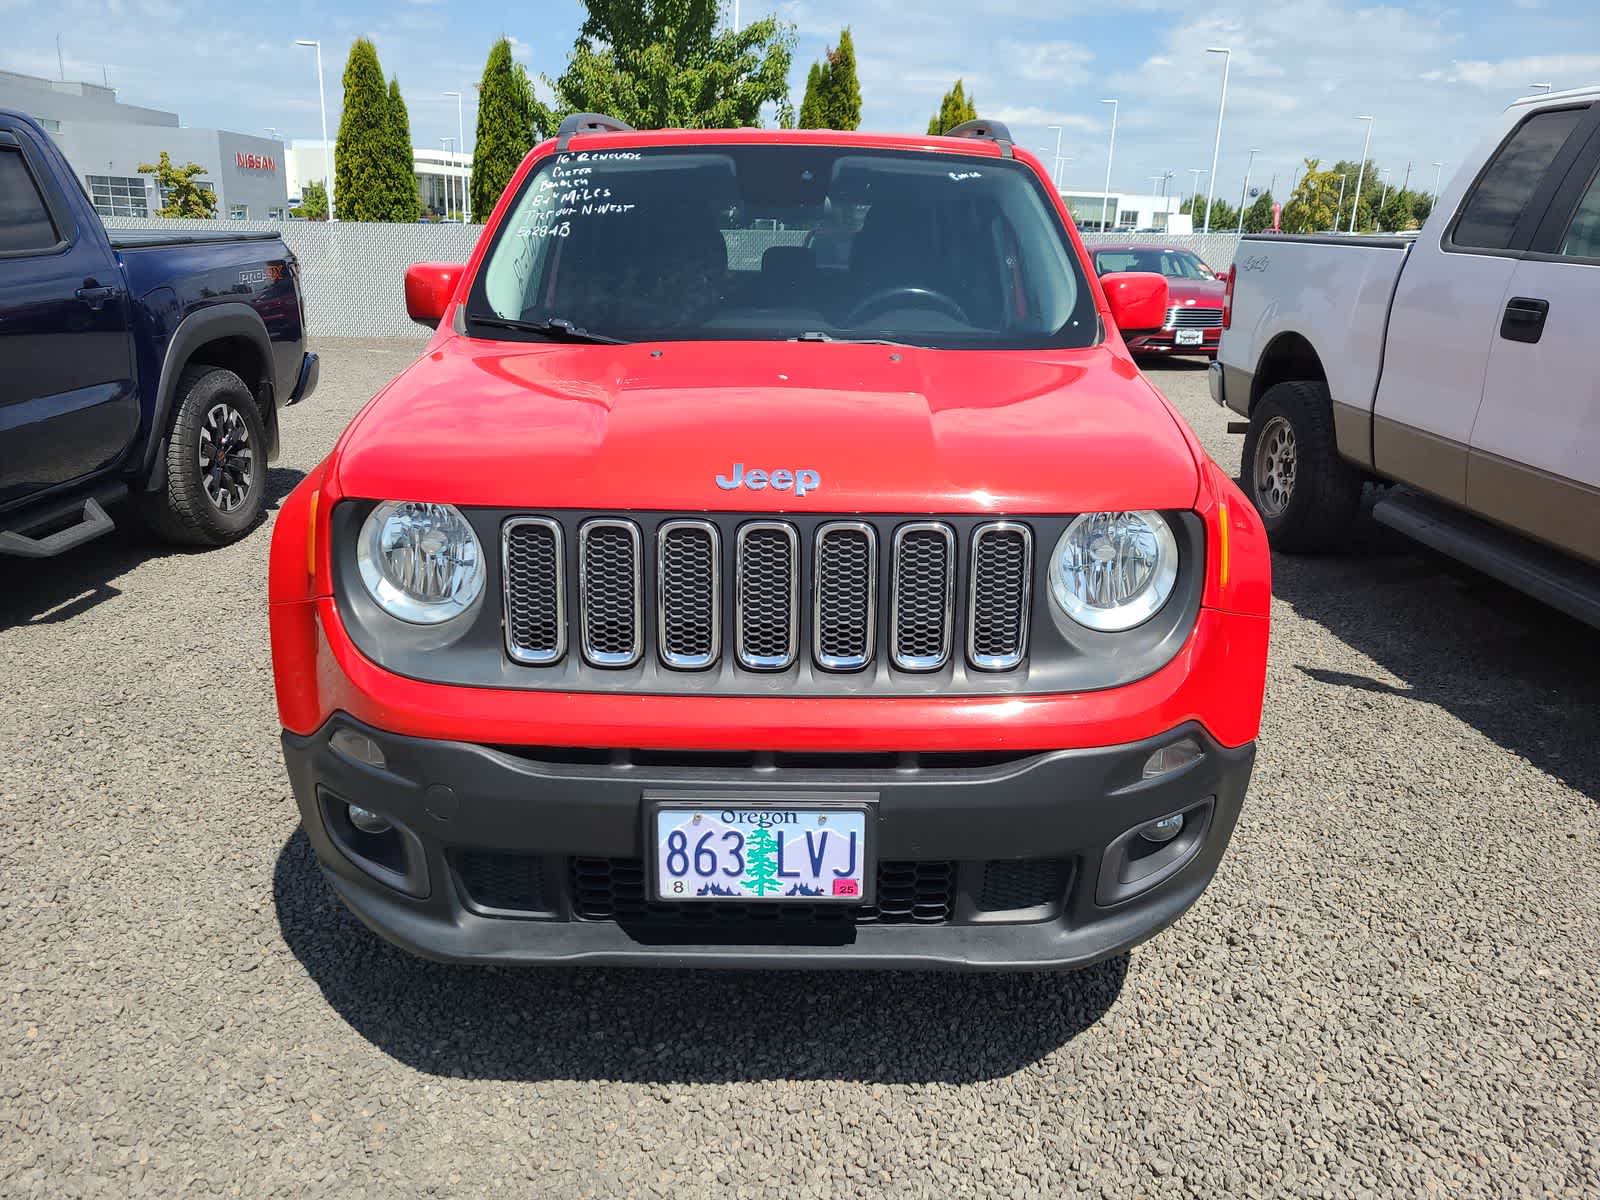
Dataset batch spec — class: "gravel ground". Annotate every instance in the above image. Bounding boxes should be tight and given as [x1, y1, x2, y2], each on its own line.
[3, 340, 1597, 1198]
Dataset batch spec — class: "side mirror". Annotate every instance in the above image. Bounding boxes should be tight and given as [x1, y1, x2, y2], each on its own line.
[1100, 271, 1170, 334]
[404, 262, 464, 327]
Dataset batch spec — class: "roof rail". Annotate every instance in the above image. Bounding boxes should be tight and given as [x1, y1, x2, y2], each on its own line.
[942, 118, 1013, 158]
[556, 112, 636, 151]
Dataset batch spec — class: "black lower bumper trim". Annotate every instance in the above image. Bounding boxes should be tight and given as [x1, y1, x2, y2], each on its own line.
[282, 717, 1255, 970]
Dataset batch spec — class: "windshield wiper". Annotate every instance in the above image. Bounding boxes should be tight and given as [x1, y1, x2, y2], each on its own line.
[789, 331, 921, 347]
[468, 314, 630, 345]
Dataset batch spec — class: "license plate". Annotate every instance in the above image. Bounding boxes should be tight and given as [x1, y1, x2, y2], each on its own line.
[1175, 329, 1205, 346]
[651, 804, 871, 902]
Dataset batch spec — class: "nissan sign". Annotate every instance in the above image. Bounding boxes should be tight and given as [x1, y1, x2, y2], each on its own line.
[236, 152, 276, 172]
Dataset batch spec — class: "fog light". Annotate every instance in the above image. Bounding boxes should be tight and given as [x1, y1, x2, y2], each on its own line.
[330, 728, 386, 768]
[1142, 737, 1202, 779]
[1139, 813, 1185, 844]
[348, 804, 393, 834]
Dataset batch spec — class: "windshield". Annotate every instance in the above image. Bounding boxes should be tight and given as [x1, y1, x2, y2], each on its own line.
[1094, 249, 1215, 280]
[467, 145, 1097, 349]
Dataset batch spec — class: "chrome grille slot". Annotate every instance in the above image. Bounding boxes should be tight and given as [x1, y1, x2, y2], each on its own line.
[502, 517, 565, 664]
[657, 520, 719, 669]
[1164, 306, 1223, 329]
[813, 522, 876, 671]
[891, 523, 955, 671]
[578, 519, 642, 667]
[735, 522, 799, 670]
[968, 523, 1031, 671]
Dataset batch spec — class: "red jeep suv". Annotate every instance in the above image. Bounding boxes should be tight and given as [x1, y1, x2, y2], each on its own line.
[269, 115, 1270, 970]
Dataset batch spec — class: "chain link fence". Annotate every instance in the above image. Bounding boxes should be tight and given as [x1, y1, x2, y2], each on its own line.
[104, 216, 1241, 339]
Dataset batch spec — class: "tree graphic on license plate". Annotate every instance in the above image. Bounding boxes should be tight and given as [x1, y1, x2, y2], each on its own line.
[742, 825, 782, 896]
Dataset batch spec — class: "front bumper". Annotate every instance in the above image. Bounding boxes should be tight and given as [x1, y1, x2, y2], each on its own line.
[1125, 328, 1220, 357]
[283, 715, 1255, 970]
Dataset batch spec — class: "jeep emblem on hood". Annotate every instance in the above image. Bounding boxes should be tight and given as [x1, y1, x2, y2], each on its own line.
[716, 463, 821, 497]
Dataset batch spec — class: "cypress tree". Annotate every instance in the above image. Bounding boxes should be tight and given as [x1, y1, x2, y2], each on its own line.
[927, 80, 977, 135]
[387, 76, 421, 221]
[797, 30, 861, 131]
[334, 39, 393, 222]
[824, 29, 861, 131]
[472, 37, 534, 223]
[797, 62, 824, 130]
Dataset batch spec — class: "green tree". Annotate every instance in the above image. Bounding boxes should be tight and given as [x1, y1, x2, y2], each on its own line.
[472, 36, 537, 223]
[1243, 190, 1276, 233]
[797, 30, 859, 130]
[335, 38, 398, 221]
[797, 61, 824, 129]
[534, 0, 795, 133]
[386, 76, 421, 222]
[291, 179, 329, 220]
[927, 79, 977, 135]
[1282, 158, 1341, 233]
[137, 151, 217, 218]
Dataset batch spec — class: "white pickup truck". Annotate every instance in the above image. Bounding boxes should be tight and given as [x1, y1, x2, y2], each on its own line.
[1215, 87, 1600, 627]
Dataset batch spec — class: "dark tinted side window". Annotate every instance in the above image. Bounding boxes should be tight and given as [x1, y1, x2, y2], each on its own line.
[1453, 107, 1587, 250]
[0, 146, 59, 253]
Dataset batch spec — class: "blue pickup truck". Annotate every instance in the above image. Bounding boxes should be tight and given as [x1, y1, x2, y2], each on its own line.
[1, 109, 316, 557]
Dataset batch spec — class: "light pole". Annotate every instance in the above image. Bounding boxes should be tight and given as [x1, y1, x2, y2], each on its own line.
[1376, 168, 1392, 226]
[265, 126, 282, 140]
[1203, 47, 1231, 233]
[443, 90, 467, 221]
[1188, 168, 1206, 223]
[1349, 115, 1374, 234]
[1236, 147, 1260, 235]
[1529, 82, 1553, 93]
[1100, 99, 1118, 232]
[294, 39, 334, 222]
[1332, 175, 1347, 232]
[439, 137, 453, 218]
[1431, 160, 1445, 202]
[1047, 124, 1066, 187]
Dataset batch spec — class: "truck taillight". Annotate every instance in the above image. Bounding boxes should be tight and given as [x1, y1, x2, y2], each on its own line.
[1222, 265, 1236, 330]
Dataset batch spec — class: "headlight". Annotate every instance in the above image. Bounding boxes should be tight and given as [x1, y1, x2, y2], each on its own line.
[1048, 510, 1178, 632]
[356, 501, 484, 624]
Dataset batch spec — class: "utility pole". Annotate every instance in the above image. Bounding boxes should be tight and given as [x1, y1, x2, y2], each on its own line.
[1401, 160, 1413, 193]
[1236, 148, 1259, 236]
[1431, 161, 1445, 202]
[57, 34, 65, 80]
[1333, 174, 1347, 232]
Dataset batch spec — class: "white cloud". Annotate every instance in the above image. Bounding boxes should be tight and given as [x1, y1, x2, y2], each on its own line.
[508, 35, 533, 63]
[1424, 54, 1600, 88]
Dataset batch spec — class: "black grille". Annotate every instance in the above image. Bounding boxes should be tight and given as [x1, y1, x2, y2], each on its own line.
[969, 525, 1031, 670]
[456, 851, 550, 913]
[736, 524, 797, 669]
[579, 521, 641, 666]
[571, 857, 957, 925]
[658, 522, 718, 668]
[892, 525, 954, 670]
[503, 519, 563, 663]
[814, 523, 875, 670]
[978, 859, 1069, 912]
[500, 514, 1046, 682]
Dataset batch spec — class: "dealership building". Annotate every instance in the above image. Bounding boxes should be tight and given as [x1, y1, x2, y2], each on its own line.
[0, 69, 290, 219]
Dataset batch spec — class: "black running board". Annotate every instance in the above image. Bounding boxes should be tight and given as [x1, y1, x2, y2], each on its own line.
[1372, 487, 1600, 630]
[0, 496, 117, 558]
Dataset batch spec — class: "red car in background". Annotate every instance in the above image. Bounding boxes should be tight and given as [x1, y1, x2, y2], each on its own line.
[1092, 244, 1225, 359]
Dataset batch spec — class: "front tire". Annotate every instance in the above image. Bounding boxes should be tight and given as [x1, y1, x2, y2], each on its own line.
[1239, 381, 1361, 552]
[141, 366, 268, 547]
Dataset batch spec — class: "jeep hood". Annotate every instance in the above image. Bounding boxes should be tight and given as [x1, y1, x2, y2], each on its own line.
[333, 338, 1200, 513]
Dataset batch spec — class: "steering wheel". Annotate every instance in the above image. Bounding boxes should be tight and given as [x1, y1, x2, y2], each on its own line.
[845, 286, 970, 328]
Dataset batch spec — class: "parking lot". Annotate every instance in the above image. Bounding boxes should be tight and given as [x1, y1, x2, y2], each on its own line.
[2, 340, 1597, 1197]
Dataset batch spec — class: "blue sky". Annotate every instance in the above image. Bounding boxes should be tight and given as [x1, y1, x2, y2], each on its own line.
[5, 0, 1599, 203]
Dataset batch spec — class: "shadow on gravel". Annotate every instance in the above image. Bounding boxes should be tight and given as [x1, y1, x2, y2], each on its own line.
[273, 830, 1127, 1083]
[0, 465, 303, 630]
[1271, 510, 1600, 805]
